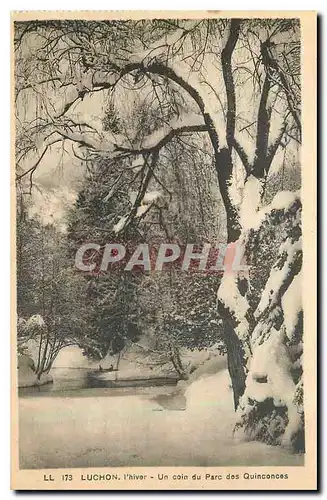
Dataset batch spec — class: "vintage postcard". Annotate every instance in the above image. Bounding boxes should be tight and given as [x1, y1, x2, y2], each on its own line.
[11, 10, 317, 490]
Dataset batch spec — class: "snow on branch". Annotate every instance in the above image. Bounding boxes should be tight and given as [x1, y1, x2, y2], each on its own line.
[56, 115, 207, 157]
[116, 120, 208, 156]
[265, 123, 287, 172]
[232, 139, 251, 174]
[281, 270, 302, 341]
[16, 111, 207, 183]
[17, 31, 227, 185]
[112, 152, 159, 234]
[92, 57, 226, 154]
[255, 235, 302, 321]
[217, 273, 249, 340]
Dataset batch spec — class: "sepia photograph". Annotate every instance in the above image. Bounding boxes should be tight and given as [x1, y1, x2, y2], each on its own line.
[11, 10, 317, 490]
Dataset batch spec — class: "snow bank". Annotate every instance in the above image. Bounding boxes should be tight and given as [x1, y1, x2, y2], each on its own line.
[18, 355, 53, 388]
[185, 369, 233, 412]
[19, 369, 303, 468]
[21, 338, 45, 367]
[187, 353, 227, 382]
[97, 341, 176, 379]
[175, 352, 227, 409]
[181, 348, 223, 372]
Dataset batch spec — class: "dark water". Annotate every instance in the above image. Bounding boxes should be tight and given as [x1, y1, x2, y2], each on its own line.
[18, 368, 90, 396]
[18, 368, 178, 398]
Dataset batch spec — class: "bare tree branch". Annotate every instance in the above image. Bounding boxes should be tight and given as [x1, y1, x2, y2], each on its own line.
[221, 19, 241, 150]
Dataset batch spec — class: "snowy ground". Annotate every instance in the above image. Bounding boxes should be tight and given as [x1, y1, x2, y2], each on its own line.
[19, 370, 303, 469]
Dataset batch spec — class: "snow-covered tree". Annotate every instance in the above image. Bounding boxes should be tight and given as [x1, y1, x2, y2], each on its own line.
[14, 18, 302, 449]
[16, 212, 88, 377]
[66, 156, 144, 360]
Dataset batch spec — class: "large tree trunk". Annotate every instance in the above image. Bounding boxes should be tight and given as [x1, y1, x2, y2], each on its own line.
[213, 148, 247, 408]
[223, 322, 247, 410]
[170, 342, 188, 380]
[215, 148, 242, 243]
[217, 293, 248, 410]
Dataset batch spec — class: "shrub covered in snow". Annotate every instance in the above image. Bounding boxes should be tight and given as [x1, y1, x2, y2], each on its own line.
[233, 194, 304, 452]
